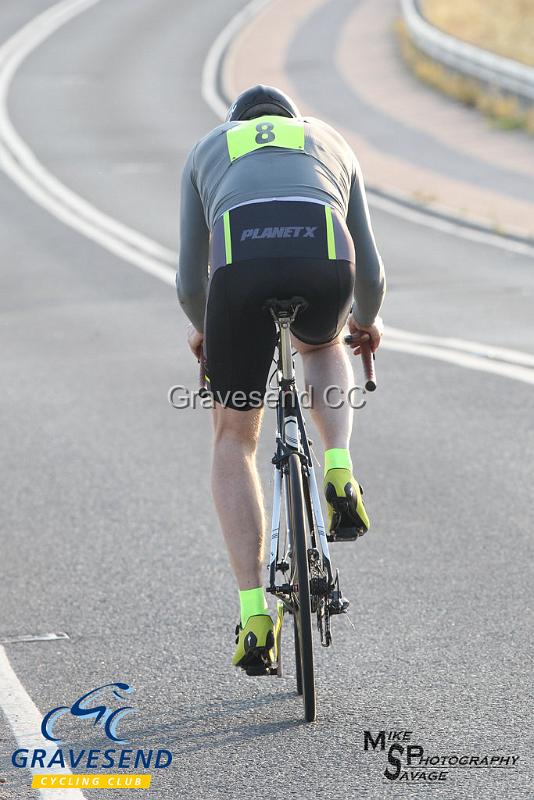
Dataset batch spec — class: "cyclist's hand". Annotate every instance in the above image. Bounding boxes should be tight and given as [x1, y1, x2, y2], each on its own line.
[348, 315, 383, 354]
[187, 323, 204, 361]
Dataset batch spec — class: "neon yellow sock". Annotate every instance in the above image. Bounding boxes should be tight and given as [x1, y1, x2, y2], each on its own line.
[239, 587, 268, 626]
[324, 447, 352, 476]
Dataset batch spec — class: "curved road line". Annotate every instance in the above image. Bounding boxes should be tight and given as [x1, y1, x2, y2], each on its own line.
[201, 0, 271, 120]
[387, 327, 534, 369]
[0, 1, 532, 788]
[0, 0, 176, 284]
[0, 645, 86, 799]
[0, 0, 532, 390]
[383, 339, 534, 385]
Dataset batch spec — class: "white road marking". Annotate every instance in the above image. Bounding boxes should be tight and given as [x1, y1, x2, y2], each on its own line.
[201, 0, 271, 120]
[0, 0, 532, 789]
[0, 645, 85, 799]
[381, 338, 534, 385]
[0, 633, 69, 645]
[0, 0, 176, 274]
[0, 140, 175, 286]
[368, 192, 534, 258]
[387, 327, 534, 369]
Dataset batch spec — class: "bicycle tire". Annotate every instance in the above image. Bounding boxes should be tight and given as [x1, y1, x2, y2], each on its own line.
[288, 452, 316, 722]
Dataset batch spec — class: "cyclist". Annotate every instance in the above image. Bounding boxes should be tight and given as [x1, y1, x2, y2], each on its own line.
[176, 85, 385, 673]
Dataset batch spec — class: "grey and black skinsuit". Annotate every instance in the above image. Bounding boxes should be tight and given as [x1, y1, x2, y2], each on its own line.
[177, 115, 386, 409]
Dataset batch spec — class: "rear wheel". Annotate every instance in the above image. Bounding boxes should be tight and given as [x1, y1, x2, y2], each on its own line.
[288, 453, 316, 722]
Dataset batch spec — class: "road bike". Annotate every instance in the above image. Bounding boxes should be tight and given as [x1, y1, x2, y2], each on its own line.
[200, 297, 376, 722]
[256, 298, 375, 721]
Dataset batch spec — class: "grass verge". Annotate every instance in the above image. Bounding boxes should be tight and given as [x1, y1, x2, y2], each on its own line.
[396, 19, 534, 135]
[421, 0, 534, 68]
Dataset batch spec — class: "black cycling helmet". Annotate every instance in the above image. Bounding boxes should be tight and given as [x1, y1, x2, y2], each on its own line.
[226, 84, 301, 122]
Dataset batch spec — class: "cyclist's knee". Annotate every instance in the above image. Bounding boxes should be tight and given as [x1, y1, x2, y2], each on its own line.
[212, 405, 263, 448]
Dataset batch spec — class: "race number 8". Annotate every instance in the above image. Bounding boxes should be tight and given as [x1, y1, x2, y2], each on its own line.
[255, 122, 275, 144]
[226, 117, 303, 161]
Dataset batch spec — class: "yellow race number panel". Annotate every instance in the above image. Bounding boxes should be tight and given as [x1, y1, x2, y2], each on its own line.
[226, 116, 305, 162]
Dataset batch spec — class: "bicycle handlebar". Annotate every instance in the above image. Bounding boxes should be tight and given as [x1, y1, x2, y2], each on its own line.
[343, 335, 377, 391]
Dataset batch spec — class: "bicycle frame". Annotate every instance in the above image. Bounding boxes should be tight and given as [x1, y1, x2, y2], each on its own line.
[266, 303, 334, 607]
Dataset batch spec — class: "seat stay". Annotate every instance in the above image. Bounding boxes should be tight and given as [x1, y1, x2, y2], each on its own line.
[268, 464, 282, 588]
[294, 398, 333, 580]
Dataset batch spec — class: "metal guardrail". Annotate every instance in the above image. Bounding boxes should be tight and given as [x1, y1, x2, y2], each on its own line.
[400, 0, 534, 105]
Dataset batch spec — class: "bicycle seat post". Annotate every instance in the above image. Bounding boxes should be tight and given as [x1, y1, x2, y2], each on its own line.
[263, 297, 308, 384]
[278, 317, 293, 382]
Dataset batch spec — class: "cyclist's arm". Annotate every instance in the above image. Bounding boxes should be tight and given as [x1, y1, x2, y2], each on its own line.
[176, 147, 209, 333]
[346, 156, 386, 326]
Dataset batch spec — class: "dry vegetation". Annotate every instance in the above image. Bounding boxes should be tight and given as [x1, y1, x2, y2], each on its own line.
[422, 0, 534, 67]
[396, 19, 534, 134]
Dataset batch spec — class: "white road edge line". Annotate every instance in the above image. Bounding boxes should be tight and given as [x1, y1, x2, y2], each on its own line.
[387, 326, 534, 368]
[0, 0, 532, 788]
[0, 645, 85, 799]
[368, 193, 534, 257]
[0, 0, 176, 272]
[381, 339, 534, 385]
[201, 0, 271, 120]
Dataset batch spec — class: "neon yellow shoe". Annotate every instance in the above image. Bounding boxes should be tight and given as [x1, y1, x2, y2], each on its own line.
[324, 468, 369, 540]
[232, 614, 275, 675]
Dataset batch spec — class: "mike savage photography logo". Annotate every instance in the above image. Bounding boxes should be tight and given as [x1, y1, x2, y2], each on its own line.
[11, 682, 172, 791]
[363, 729, 520, 785]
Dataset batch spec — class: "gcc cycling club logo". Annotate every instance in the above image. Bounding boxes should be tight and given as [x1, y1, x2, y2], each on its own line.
[41, 682, 135, 744]
[12, 682, 173, 791]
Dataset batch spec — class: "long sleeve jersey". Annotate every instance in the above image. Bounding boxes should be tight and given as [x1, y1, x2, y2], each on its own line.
[177, 116, 385, 331]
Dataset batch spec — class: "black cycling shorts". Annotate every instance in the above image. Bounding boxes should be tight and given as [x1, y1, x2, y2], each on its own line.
[205, 200, 355, 410]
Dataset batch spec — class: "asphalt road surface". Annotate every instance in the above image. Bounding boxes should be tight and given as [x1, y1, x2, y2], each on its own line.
[0, 2, 533, 798]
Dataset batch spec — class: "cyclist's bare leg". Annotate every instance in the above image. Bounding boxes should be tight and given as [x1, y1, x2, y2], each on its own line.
[294, 332, 370, 535]
[292, 333, 353, 449]
[211, 404, 265, 590]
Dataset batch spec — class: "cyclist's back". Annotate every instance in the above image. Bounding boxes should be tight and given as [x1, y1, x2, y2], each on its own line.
[190, 115, 356, 228]
[178, 103, 384, 341]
